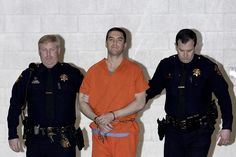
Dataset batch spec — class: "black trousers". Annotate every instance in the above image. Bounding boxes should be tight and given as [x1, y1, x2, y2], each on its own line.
[26, 136, 76, 157]
[164, 125, 214, 157]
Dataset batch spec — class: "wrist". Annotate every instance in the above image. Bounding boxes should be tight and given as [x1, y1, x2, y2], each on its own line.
[110, 111, 116, 121]
[93, 116, 98, 122]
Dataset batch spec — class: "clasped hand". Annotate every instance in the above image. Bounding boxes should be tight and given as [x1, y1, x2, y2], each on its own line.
[94, 112, 115, 133]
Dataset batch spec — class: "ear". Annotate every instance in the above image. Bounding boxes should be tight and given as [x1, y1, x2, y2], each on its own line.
[175, 43, 178, 51]
[124, 42, 127, 49]
[105, 41, 108, 48]
[57, 47, 61, 55]
[38, 49, 42, 57]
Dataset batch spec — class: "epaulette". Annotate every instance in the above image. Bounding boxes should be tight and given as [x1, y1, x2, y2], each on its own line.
[167, 54, 178, 61]
[195, 54, 202, 60]
[28, 62, 40, 72]
[59, 62, 68, 67]
[170, 54, 177, 58]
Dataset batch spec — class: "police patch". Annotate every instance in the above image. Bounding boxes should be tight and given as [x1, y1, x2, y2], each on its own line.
[60, 74, 68, 82]
[193, 68, 201, 77]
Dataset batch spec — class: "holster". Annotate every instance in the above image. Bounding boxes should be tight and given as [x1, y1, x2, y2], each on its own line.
[157, 118, 167, 141]
[74, 127, 85, 150]
[50, 126, 85, 150]
[22, 116, 32, 140]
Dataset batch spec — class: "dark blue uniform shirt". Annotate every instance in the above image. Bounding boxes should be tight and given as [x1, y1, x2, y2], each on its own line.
[7, 62, 84, 139]
[147, 54, 233, 130]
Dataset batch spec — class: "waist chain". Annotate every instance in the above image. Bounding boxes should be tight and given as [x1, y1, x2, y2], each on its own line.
[113, 118, 136, 123]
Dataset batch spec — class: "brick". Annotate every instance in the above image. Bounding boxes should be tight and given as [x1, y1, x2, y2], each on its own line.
[24, 0, 59, 14]
[223, 32, 236, 49]
[0, 0, 24, 14]
[178, 14, 224, 31]
[78, 15, 114, 33]
[204, 32, 224, 50]
[5, 15, 41, 32]
[169, 0, 205, 13]
[132, 0, 168, 14]
[0, 34, 24, 51]
[224, 14, 236, 31]
[206, 0, 236, 13]
[42, 15, 77, 32]
[59, 0, 96, 14]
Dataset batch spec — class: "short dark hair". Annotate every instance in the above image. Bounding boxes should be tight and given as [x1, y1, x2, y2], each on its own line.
[106, 27, 127, 43]
[175, 29, 197, 47]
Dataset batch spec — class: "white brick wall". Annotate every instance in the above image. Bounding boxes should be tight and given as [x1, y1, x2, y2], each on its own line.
[1, 0, 236, 157]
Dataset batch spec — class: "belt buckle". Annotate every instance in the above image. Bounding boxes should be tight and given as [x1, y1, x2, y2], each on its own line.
[179, 120, 187, 130]
[47, 127, 56, 142]
[34, 125, 40, 135]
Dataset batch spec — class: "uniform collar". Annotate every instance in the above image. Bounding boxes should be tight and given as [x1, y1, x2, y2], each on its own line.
[176, 54, 196, 67]
[41, 62, 61, 72]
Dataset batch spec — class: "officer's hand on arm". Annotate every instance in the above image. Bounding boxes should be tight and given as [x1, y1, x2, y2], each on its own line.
[112, 91, 146, 119]
[217, 129, 231, 146]
[79, 93, 113, 133]
[9, 138, 21, 152]
[79, 93, 98, 121]
[82, 94, 89, 103]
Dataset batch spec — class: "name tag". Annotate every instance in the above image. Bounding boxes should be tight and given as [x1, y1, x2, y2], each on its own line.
[45, 91, 53, 94]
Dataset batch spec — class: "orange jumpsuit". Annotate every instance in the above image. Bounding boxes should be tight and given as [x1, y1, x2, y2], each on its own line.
[80, 58, 149, 157]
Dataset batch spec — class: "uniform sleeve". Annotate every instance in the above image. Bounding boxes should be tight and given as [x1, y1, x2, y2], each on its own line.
[210, 64, 233, 130]
[7, 69, 29, 139]
[146, 60, 166, 102]
[75, 69, 84, 93]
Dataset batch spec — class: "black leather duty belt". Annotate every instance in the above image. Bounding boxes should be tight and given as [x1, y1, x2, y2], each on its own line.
[166, 114, 209, 130]
[32, 124, 74, 136]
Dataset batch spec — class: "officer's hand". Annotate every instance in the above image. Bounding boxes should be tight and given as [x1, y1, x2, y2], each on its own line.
[82, 94, 89, 103]
[9, 138, 21, 152]
[216, 129, 231, 146]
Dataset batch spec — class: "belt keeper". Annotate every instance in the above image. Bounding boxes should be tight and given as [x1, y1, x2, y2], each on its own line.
[110, 111, 116, 121]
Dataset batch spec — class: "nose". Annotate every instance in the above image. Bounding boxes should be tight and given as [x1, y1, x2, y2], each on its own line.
[46, 51, 52, 58]
[112, 40, 118, 46]
[183, 51, 188, 57]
